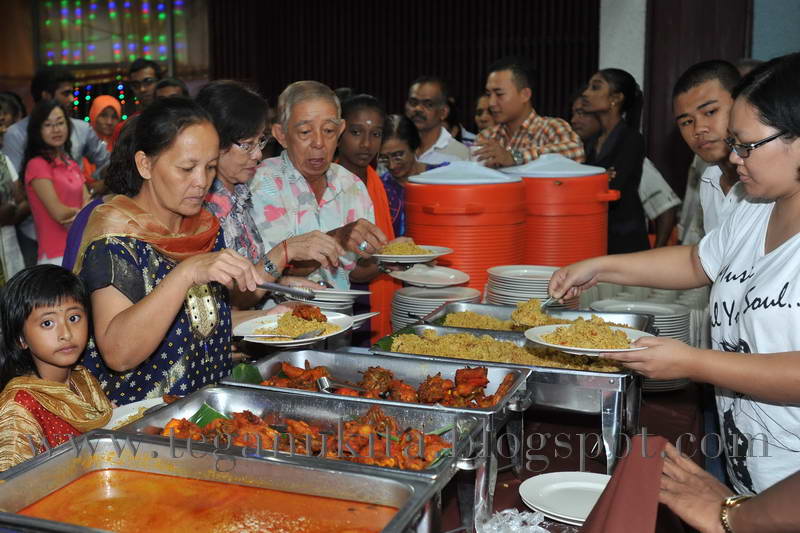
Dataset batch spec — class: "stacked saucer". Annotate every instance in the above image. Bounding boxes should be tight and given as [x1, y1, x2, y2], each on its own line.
[391, 286, 481, 331]
[486, 265, 578, 309]
[590, 299, 692, 392]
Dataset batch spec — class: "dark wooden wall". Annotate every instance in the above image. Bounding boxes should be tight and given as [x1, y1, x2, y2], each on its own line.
[644, 0, 752, 196]
[209, 0, 600, 128]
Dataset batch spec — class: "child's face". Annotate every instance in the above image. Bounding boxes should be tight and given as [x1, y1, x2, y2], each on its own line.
[21, 298, 88, 381]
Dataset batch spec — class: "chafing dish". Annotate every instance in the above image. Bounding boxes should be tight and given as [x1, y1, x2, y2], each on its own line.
[221, 349, 533, 435]
[0, 432, 442, 533]
[372, 323, 642, 475]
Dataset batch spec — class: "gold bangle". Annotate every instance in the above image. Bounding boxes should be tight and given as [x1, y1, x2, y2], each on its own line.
[720, 494, 753, 533]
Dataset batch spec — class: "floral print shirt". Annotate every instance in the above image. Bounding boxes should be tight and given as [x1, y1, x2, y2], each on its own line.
[249, 152, 374, 289]
[204, 178, 265, 263]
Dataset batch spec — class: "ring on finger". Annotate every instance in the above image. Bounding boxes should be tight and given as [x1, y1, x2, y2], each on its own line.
[358, 240, 369, 252]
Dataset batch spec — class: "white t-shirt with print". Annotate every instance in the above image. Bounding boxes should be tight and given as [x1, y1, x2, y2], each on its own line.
[699, 199, 800, 494]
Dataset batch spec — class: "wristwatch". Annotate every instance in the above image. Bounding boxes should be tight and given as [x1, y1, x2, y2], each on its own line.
[510, 149, 524, 166]
[720, 494, 752, 533]
[263, 257, 280, 279]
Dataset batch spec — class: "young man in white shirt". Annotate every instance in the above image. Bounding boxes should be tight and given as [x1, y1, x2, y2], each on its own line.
[673, 60, 744, 235]
[404, 76, 469, 165]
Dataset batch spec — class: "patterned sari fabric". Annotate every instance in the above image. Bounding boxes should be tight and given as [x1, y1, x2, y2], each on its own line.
[204, 178, 265, 263]
[0, 366, 112, 472]
[76, 196, 232, 405]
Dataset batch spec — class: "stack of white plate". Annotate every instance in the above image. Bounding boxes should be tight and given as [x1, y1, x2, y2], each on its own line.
[590, 299, 692, 392]
[391, 286, 481, 331]
[287, 287, 371, 314]
[519, 471, 610, 527]
[486, 265, 578, 309]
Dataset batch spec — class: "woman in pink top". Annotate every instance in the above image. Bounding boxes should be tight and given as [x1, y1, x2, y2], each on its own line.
[22, 101, 88, 265]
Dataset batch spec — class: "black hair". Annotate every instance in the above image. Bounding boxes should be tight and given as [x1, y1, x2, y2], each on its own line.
[30, 67, 75, 103]
[22, 100, 73, 177]
[444, 96, 462, 141]
[487, 56, 537, 92]
[0, 265, 90, 388]
[155, 77, 190, 98]
[0, 91, 26, 118]
[195, 80, 267, 150]
[0, 93, 23, 121]
[598, 68, 644, 131]
[334, 87, 354, 103]
[672, 60, 741, 100]
[382, 114, 421, 152]
[128, 57, 163, 78]
[409, 75, 450, 104]
[732, 52, 800, 140]
[341, 94, 387, 123]
[104, 98, 213, 196]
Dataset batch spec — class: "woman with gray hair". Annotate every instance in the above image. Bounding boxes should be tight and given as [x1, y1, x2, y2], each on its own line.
[249, 80, 388, 289]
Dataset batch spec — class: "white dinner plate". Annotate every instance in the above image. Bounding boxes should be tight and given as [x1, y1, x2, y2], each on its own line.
[524, 324, 654, 356]
[351, 312, 379, 329]
[590, 299, 690, 317]
[372, 245, 453, 264]
[519, 471, 610, 523]
[395, 286, 481, 302]
[488, 265, 558, 280]
[389, 265, 470, 288]
[103, 397, 166, 430]
[287, 287, 371, 303]
[233, 310, 353, 347]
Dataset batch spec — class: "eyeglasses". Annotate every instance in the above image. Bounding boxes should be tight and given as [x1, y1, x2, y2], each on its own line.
[378, 150, 409, 165]
[233, 136, 268, 155]
[406, 97, 444, 110]
[128, 77, 158, 89]
[724, 131, 786, 158]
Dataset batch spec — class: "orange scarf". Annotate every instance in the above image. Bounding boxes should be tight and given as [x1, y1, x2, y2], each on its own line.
[364, 165, 402, 343]
[74, 195, 220, 273]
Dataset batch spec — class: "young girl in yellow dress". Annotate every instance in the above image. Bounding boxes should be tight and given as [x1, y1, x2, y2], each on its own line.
[0, 265, 112, 471]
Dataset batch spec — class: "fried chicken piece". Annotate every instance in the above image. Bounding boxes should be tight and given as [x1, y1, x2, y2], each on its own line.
[475, 373, 517, 408]
[355, 405, 399, 435]
[292, 304, 327, 322]
[162, 394, 181, 404]
[454, 367, 489, 397]
[417, 373, 454, 404]
[359, 366, 394, 395]
[161, 418, 203, 440]
[336, 387, 361, 397]
[388, 380, 418, 403]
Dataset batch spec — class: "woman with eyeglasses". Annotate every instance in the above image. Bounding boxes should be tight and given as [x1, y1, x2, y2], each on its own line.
[23, 100, 90, 266]
[549, 53, 800, 498]
[197, 80, 344, 308]
[378, 114, 446, 236]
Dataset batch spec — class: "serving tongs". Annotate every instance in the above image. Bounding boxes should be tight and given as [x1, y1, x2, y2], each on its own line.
[257, 281, 316, 300]
[316, 376, 367, 393]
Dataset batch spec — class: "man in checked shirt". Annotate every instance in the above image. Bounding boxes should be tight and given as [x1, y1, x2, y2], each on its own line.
[474, 56, 585, 167]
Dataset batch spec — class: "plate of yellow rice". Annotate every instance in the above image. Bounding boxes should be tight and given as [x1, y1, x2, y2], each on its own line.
[524, 319, 654, 356]
[233, 310, 352, 347]
[372, 242, 453, 263]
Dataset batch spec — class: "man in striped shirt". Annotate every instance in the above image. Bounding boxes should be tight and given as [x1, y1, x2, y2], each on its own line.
[474, 56, 584, 167]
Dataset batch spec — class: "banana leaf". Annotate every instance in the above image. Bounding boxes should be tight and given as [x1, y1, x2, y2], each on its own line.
[188, 402, 230, 427]
[231, 362, 263, 384]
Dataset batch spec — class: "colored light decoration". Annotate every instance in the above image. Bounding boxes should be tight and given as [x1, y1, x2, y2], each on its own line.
[128, 54, 136, 61]
[120, 100, 125, 105]
[157, 2, 164, 9]
[62, 48, 69, 56]
[128, 43, 136, 50]
[158, 35, 166, 42]
[45, 19, 52, 25]
[73, 99, 79, 105]
[73, 90, 79, 96]
[47, 50, 55, 57]
[158, 45, 166, 53]
[86, 84, 92, 90]
[122, 114, 128, 120]
[60, 7, 68, 14]
[158, 12, 165, 19]
[84, 117, 90, 122]
[109, 10, 116, 18]
[113, 42, 121, 49]
[123, 0, 130, 6]
[47, 60, 54, 66]
[118, 94, 124, 100]
[87, 44, 95, 51]
[74, 7, 81, 15]
[108, 1, 116, 8]
[84, 95, 91, 101]
[143, 45, 150, 52]
[143, 34, 151, 42]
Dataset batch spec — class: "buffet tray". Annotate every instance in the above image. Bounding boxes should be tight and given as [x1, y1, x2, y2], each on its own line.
[421, 302, 657, 334]
[0, 432, 441, 533]
[117, 386, 482, 480]
[221, 349, 533, 434]
[371, 323, 638, 415]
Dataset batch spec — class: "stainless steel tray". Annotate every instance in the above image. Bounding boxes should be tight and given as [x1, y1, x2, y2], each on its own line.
[422, 302, 657, 334]
[221, 349, 533, 431]
[118, 386, 481, 480]
[371, 323, 641, 475]
[0, 432, 440, 533]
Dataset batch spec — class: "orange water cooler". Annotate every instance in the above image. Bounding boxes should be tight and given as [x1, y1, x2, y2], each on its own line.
[502, 154, 619, 266]
[405, 164, 525, 291]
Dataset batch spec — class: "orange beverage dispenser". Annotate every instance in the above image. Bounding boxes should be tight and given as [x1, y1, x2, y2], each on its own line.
[501, 154, 619, 266]
[405, 163, 526, 291]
